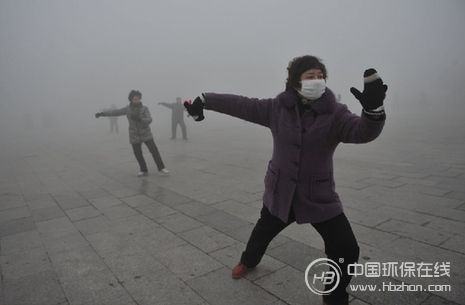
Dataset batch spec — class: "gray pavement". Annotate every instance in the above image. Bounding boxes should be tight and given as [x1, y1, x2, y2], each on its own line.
[1, 113, 464, 305]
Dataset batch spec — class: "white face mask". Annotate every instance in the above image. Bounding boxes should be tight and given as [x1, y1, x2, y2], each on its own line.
[299, 79, 326, 100]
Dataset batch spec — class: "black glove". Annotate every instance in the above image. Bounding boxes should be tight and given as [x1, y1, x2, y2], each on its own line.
[350, 69, 388, 111]
[184, 96, 205, 121]
[95, 112, 103, 118]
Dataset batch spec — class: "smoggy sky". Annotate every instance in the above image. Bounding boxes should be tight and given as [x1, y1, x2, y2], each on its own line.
[1, 0, 464, 133]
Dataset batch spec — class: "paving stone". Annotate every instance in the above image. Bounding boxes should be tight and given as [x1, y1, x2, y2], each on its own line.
[108, 214, 159, 235]
[227, 190, 263, 203]
[254, 265, 322, 305]
[77, 188, 109, 200]
[374, 206, 435, 225]
[212, 199, 261, 223]
[60, 269, 134, 305]
[338, 179, 374, 190]
[359, 177, 406, 188]
[134, 202, 177, 219]
[0, 217, 36, 237]
[350, 298, 371, 305]
[363, 186, 463, 211]
[223, 222, 291, 250]
[123, 271, 206, 305]
[179, 226, 238, 253]
[156, 212, 203, 233]
[86, 231, 142, 258]
[89, 196, 123, 209]
[0, 195, 26, 211]
[49, 246, 108, 281]
[100, 204, 139, 220]
[1, 247, 52, 280]
[31, 206, 65, 222]
[65, 205, 102, 222]
[196, 210, 253, 234]
[415, 217, 465, 238]
[134, 226, 188, 256]
[42, 232, 89, 254]
[344, 206, 391, 228]
[22, 191, 51, 202]
[267, 239, 326, 272]
[56, 198, 90, 210]
[121, 194, 158, 207]
[3, 270, 66, 305]
[444, 191, 465, 202]
[351, 223, 400, 248]
[421, 294, 463, 305]
[149, 189, 192, 207]
[396, 183, 451, 197]
[186, 267, 278, 305]
[0, 230, 43, 256]
[281, 223, 325, 251]
[173, 200, 218, 217]
[376, 219, 451, 245]
[103, 186, 140, 198]
[394, 176, 439, 186]
[101, 246, 166, 281]
[74, 215, 113, 236]
[154, 243, 223, 280]
[36, 217, 79, 239]
[26, 197, 59, 210]
[0, 206, 31, 225]
[441, 235, 465, 254]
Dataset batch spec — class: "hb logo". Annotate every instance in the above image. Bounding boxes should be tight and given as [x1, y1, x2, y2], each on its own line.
[305, 258, 342, 295]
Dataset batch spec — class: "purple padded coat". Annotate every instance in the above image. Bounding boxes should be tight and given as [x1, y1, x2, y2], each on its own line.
[204, 88, 385, 224]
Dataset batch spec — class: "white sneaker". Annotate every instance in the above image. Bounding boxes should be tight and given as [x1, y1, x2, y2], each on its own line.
[159, 168, 170, 176]
[137, 171, 148, 177]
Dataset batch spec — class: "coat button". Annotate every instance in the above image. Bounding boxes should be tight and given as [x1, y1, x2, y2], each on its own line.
[302, 128, 307, 133]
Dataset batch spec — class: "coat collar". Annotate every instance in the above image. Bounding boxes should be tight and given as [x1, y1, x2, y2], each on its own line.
[278, 88, 336, 114]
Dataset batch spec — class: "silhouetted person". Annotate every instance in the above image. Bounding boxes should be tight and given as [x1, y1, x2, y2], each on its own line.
[159, 97, 187, 140]
[107, 104, 119, 134]
[95, 90, 170, 177]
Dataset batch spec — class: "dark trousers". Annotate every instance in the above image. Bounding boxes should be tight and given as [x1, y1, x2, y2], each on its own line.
[131, 139, 165, 172]
[241, 206, 359, 305]
[172, 120, 187, 139]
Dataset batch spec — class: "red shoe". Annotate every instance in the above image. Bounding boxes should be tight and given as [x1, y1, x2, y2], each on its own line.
[231, 263, 249, 279]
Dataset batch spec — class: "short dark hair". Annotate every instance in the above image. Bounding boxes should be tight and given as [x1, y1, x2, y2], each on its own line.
[128, 90, 142, 102]
[286, 55, 327, 90]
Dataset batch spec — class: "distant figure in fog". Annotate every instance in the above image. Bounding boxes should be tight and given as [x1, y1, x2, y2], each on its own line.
[158, 97, 188, 140]
[107, 104, 119, 134]
[184, 55, 387, 305]
[95, 90, 169, 177]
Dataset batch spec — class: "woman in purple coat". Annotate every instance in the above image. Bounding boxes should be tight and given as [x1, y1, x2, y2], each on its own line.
[185, 55, 387, 305]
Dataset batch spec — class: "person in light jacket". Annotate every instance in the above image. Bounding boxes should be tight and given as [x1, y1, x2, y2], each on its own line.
[95, 90, 169, 177]
[184, 55, 387, 305]
[158, 97, 188, 140]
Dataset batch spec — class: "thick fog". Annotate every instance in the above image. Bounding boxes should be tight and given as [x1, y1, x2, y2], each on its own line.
[1, 0, 464, 142]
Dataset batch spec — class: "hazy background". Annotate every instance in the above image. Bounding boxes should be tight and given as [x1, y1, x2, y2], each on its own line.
[1, 0, 464, 143]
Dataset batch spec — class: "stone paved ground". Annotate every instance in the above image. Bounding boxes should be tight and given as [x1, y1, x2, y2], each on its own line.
[0, 111, 464, 305]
